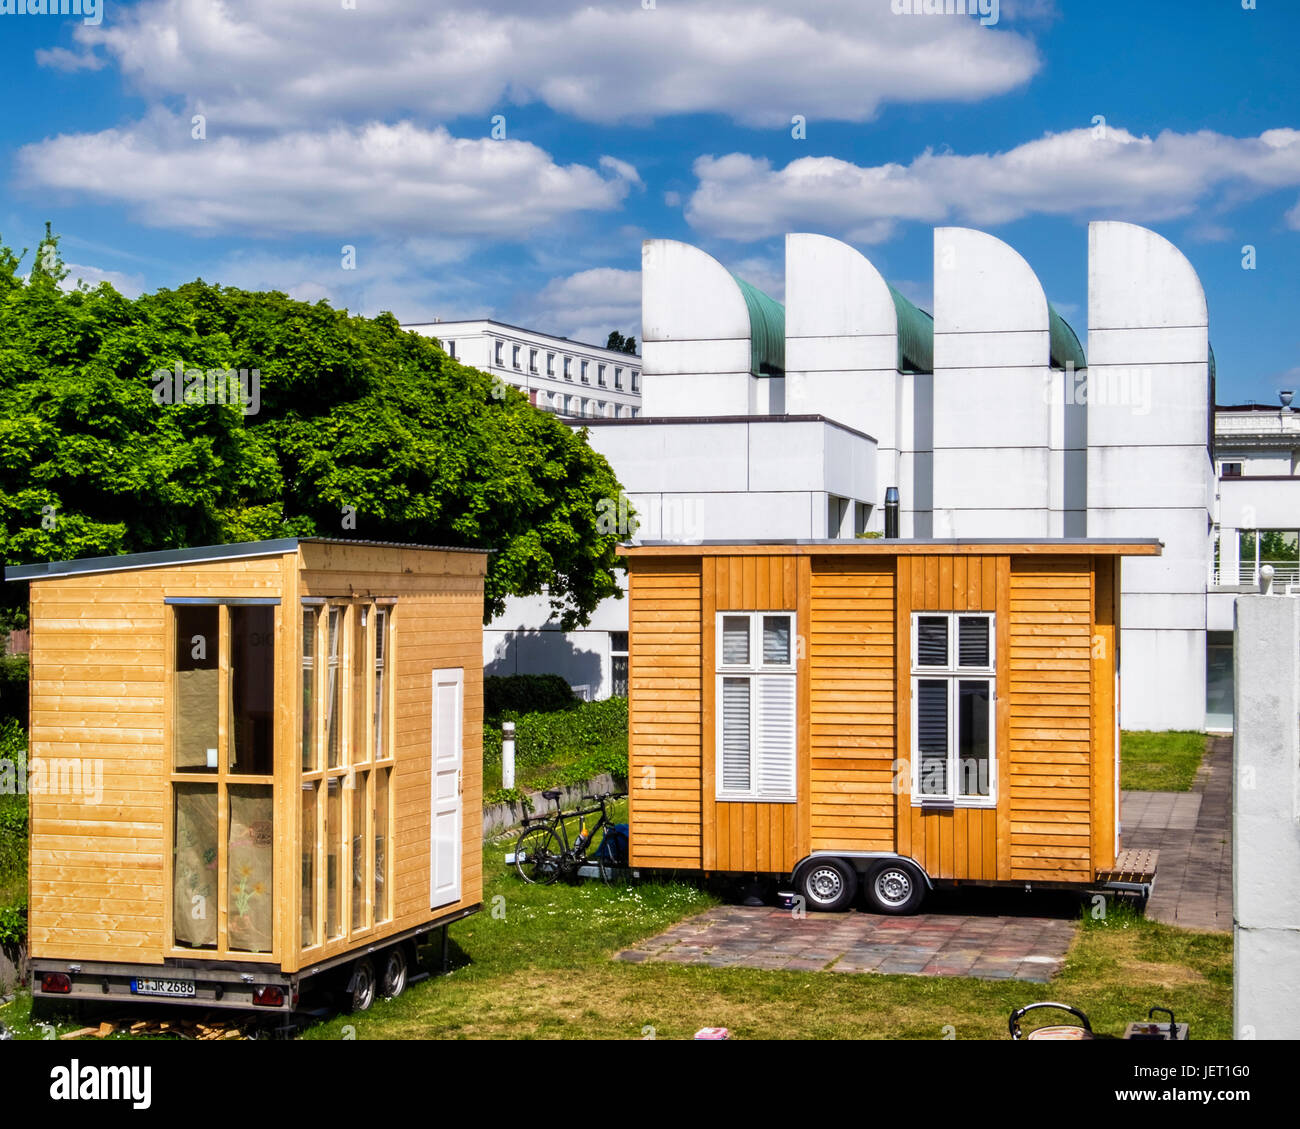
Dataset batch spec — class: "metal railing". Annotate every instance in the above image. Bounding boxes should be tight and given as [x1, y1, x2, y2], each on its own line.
[1212, 562, 1300, 588]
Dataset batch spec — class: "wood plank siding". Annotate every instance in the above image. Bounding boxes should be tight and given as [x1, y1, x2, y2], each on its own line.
[23, 542, 486, 972]
[623, 542, 1151, 884]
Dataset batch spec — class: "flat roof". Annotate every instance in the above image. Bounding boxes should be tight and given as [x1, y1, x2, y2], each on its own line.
[572, 413, 879, 445]
[6, 537, 489, 582]
[403, 318, 641, 360]
[619, 538, 1163, 557]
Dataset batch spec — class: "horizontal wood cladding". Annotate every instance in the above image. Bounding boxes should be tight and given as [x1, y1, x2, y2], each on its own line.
[810, 560, 894, 853]
[627, 558, 702, 868]
[25, 546, 486, 971]
[26, 556, 287, 963]
[1006, 557, 1094, 882]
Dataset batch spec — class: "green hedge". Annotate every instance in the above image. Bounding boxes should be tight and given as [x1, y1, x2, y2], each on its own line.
[0, 720, 29, 943]
[0, 654, 27, 728]
[484, 674, 577, 720]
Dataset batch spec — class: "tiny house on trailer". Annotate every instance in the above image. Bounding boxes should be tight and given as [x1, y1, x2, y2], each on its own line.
[7, 537, 487, 1015]
[620, 539, 1162, 914]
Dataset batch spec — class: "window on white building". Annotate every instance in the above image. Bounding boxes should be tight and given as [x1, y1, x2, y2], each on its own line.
[614, 367, 623, 390]
[716, 612, 797, 801]
[547, 352, 555, 376]
[1221, 462, 1242, 478]
[631, 371, 640, 392]
[495, 340, 504, 366]
[631, 407, 639, 418]
[446, 340, 456, 359]
[529, 349, 538, 374]
[610, 632, 628, 698]
[581, 361, 590, 384]
[910, 613, 995, 806]
[512, 344, 521, 370]
[598, 364, 607, 387]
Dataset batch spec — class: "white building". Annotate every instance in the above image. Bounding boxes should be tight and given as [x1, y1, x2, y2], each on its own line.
[403, 318, 643, 420]
[478, 225, 1290, 734]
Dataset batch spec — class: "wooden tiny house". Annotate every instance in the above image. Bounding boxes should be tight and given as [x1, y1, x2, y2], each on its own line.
[620, 539, 1161, 913]
[7, 537, 487, 1013]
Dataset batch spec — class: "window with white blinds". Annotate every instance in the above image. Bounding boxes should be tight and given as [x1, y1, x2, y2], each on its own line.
[910, 611, 995, 806]
[716, 611, 796, 801]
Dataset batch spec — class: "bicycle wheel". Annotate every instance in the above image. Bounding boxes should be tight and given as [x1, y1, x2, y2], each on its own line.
[514, 824, 564, 885]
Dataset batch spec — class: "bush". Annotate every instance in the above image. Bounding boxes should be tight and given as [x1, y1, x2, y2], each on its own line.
[0, 720, 28, 929]
[484, 674, 577, 720]
[484, 696, 627, 769]
[0, 654, 27, 728]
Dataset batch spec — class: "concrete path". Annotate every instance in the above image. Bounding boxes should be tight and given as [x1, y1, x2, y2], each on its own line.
[1121, 735, 1233, 932]
[617, 902, 1076, 982]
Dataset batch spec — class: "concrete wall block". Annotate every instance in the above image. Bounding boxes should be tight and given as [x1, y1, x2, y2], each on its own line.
[1088, 446, 1215, 510]
[932, 507, 1052, 539]
[932, 367, 1054, 447]
[785, 336, 898, 373]
[640, 369, 754, 417]
[586, 423, 751, 492]
[1088, 326, 1209, 367]
[1219, 477, 1300, 531]
[933, 331, 1050, 370]
[1084, 363, 1210, 446]
[1118, 628, 1206, 730]
[1121, 592, 1212, 630]
[932, 446, 1051, 510]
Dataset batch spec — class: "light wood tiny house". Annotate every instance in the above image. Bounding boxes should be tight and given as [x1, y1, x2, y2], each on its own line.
[7, 537, 487, 1015]
[619, 539, 1162, 914]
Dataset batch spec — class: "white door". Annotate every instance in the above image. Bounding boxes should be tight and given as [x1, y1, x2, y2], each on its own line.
[430, 668, 464, 909]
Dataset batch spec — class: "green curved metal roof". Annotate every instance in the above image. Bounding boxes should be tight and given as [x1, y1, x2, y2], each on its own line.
[887, 284, 934, 374]
[730, 273, 785, 377]
[1048, 304, 1087, 370]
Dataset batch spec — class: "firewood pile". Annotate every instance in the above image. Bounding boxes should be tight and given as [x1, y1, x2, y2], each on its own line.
[59, 1017, 252, 1040]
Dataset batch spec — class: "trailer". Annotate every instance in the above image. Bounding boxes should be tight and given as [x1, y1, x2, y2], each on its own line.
[7, 537, 487, 1018]
[620, 539, 1161, 913]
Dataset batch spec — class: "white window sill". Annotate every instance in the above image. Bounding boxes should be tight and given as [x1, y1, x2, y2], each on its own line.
[911, 797, 996, 810]
[716, 794, 796, 804]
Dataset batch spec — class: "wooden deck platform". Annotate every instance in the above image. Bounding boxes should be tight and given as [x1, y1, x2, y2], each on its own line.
[1096, 848, 1159, 884]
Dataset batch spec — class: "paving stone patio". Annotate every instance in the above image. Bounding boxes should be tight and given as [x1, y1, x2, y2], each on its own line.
[1121, 735, 1233, 932]
[616, 904, 1076, 982]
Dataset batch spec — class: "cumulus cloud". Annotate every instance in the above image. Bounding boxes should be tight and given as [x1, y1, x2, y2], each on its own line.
[685, 126, 1300, 241]
[58, 263, 145, 297]
[17, 116, 637, 238]
[50, 0, 1040, 129]
[529, 267, 642, 345]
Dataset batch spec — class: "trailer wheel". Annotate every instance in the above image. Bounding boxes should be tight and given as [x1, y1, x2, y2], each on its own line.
[795, 858, 857, 912]
[345, 956, 377, 1013]
[865, 860, 926, 915]
[379, 946, 409, 999]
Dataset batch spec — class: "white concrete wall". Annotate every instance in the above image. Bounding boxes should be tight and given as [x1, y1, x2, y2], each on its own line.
[931, 228, 1061, 538]
[784, 233, 904, 533]
[1233, 594, 1300, 1039]
[640, 240, 758, 417]
[1088, 222, 1214, 730]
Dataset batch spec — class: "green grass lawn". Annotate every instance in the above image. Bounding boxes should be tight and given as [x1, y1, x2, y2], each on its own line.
[1121, 731, 1209, 792]
[0, 848, 1232, 1040]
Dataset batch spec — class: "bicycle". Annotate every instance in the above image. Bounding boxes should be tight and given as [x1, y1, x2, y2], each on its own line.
[513, 790, 627, 886]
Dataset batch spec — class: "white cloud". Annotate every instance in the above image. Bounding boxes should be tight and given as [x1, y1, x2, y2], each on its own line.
[56, 0, 1040, 129]
[686, 126, 1300, 241]
[530, 268, 642, 344]
[17, 116, 634, 238]
[59, 263, 145, 297]
[33, 45, 104, 72]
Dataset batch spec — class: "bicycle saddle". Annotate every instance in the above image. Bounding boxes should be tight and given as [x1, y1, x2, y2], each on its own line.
[541, 789, 563, 800]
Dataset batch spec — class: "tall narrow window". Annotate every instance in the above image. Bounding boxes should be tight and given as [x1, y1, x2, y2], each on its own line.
[170, 601, 277, 956]
[301, 781, 317, 947]
[715, 611, 797, 801]
[326, 607, 342, 768]
[910, 612, 995, 805]
[302, 607, 317, 771]
[609, 631, 628, 698]
[374, 609, 389, 758]
[374, 766, 391, 923]
[325, 777, 342, 940]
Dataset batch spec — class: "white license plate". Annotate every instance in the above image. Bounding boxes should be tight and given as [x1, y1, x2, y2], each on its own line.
[131, 977, 195, 998]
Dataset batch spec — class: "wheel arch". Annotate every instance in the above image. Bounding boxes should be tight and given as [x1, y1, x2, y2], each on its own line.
[790, 851, 933, 890]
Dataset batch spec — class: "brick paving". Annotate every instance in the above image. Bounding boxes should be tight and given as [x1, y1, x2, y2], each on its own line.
[1121, 735, 1233, 932]
[616, 903, 1076, 982]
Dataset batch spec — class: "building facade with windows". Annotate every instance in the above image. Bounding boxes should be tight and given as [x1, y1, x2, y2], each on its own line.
[403, 318, 643, 420]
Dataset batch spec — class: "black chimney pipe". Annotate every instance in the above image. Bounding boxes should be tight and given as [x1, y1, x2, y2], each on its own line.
[884, 487, 900, 539]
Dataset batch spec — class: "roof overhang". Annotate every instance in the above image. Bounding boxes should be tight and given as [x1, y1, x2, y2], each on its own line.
[618, 538, 1163, 558]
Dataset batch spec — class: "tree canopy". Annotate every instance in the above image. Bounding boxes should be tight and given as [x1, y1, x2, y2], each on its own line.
[605, 331, 637, 355]
[0, 228, 626, 629]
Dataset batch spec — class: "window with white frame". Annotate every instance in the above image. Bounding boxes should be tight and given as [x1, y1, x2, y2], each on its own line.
[512, 344, 521, 370]
[614, 366, 623, 389]
[564, 356, 572, 380]
[494, 340, 503, 366]
[598, 363, 607, 386]
[910, 612, 995, 805]
[581, 360, 590, 384]
[529, 348, 538, 373]
[547, 352, 555, 376]
[631, 370, 640, 392]
[716, 612, 797, 801]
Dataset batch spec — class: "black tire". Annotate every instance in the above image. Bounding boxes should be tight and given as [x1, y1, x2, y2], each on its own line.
[345, 956, 376, 1013]
[864, 859, 927, 915]
[514, 824, 564, 885]
[795, 857, 857, 912]
[378, 945, 409, 999]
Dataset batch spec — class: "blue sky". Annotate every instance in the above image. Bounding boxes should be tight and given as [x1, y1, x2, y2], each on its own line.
[1, 0, 1298, 403]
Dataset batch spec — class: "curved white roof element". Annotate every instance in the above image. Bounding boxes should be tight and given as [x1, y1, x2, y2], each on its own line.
[1089, 221, 1208, 331]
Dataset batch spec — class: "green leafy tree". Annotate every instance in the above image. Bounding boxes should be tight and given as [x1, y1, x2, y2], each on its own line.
[605, 331, 637, 355]
[0, 228, 626, 630]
